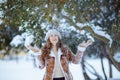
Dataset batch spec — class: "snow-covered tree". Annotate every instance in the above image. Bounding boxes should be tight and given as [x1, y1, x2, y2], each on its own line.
[0, 0, 120, 79]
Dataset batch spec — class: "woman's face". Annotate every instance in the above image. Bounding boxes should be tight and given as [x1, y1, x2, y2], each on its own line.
[49, 34, 59, 46]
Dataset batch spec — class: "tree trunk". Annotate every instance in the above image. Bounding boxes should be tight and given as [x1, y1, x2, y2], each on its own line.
[81, 59, 90, 80]
[100, 45, 120, 72]
[109, 60, 112, 78]
[100, 55, 107, 80]
[105, 46, 120, 71]
[101, 45, 113, 79]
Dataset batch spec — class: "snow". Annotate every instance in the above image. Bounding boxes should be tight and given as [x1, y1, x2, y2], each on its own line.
[24, 34, 34, 47]
[113, 52, 120, 63]
[10, 32, 34, 48]
[76, 22, 113, 47]
[19, 26, 24, 31]
[10, 35, 24, 47]
[85, 58, 120, 79]
[0, 58, 120, 80]
[0, 10, 4, 24]
[86, 33, 95, 42]
[90, 24, 113, 47]
[0, 50, 6, 54]
[100, 6, 108, 13]
[76, 22, 89, 28]
[0, 19, 3, 24]
[0, 9, 3, 16]
[0, 59, 83, 80]
[61, 9, 68, 16]
[0, 0, 7, 3]
[0, 60, 44, 80]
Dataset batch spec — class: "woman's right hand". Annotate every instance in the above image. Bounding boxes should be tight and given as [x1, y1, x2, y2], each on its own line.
[26, 45, 40, 53]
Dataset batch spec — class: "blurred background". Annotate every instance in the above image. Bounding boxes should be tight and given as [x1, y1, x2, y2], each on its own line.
[0, 0, 120, 80]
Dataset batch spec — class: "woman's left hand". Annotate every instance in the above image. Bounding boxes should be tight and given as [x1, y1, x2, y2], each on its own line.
[79, 39, 93, 48]
[77, 39, 93, 53]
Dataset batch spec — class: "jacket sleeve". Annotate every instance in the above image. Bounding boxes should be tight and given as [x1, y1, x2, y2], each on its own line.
[27, 47, 45, 69]
[30, 50, 45, 69]
[37, 53, 45, 69]
[67, 46, 86, 64]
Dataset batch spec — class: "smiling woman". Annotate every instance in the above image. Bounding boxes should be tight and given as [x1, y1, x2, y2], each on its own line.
[26, 29, 93, 80]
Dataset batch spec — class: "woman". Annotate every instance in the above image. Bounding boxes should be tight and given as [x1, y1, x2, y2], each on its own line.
[26, 29, 93, 80]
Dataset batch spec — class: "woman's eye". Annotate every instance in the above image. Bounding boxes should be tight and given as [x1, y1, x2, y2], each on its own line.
[51, 34, 57, 37]
[55, 35, 57, 37]
[50, 35, 54, 37]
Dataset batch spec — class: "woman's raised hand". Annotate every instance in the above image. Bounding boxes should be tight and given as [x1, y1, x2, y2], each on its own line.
[79, 39, 93, 48]
[26, 45, 40, 53]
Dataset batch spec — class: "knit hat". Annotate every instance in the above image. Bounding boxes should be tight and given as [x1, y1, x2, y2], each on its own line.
[45, 29, 62, 41]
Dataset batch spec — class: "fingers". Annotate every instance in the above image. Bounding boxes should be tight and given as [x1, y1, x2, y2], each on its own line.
[87, 40, 93, 45]
[26, 45, 31, 49]
[79, 42, 86, 47]
[79, 40, 93, 48]
[26, 45, 34, 50]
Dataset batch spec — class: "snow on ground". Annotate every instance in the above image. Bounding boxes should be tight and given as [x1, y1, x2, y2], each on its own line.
[0, 60, 45, 80]
[0, 58, 120, 80]
[85, 58, 120, 80]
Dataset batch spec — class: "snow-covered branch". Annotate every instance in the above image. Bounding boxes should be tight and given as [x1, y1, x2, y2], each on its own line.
[62, 15, 112, 47]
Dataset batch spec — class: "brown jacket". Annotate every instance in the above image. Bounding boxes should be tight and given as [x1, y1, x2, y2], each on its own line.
[37, 47, 83, 80]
